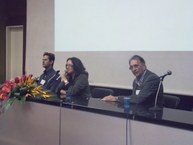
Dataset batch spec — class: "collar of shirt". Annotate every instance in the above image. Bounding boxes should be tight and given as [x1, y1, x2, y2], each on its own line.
[43, 67, 54, 75]
[135, 70, 147, 86]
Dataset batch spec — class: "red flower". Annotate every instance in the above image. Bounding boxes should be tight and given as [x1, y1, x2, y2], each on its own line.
[2, 85, 11, 93]
[0, 80, 16, 101]
[15, 77, 20, 83]
[0, 91, 8, 100]
[21, 75, 27, 82]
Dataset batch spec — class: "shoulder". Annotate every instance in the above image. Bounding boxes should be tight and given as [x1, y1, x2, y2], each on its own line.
[75, 72, 89, 83]
[50, 68, 56, 73]
[45, 68, 56, 76]
[78, 73, 88, 79]
[144, 70, 159, 81]
[79, 71, 89, 77]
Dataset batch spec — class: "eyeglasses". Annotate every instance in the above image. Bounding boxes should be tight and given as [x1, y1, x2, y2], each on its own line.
[66, 64, 73, 68]
[129, 64, 140, 70]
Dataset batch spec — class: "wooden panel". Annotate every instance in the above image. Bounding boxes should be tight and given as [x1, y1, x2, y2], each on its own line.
[0, 0, 6, 83]
[61, 108, 127, 145]
[5, 0, 26, 26]
[130, 120, 193, 145]
[0, 0, 26, 83]
[0, 102, 60, 145]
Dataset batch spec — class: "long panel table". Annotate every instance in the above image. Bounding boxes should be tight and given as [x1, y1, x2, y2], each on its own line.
[0, 97, 193, 145]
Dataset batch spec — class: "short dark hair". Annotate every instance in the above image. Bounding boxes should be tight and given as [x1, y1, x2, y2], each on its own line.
[129, 55, 146, 65]
[43, 52, 55, 65]
[67, 57, 85, 75]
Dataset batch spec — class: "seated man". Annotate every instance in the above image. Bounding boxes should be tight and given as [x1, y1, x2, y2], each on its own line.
[38, 52, 61, 93]
[102, 55, 163, 107]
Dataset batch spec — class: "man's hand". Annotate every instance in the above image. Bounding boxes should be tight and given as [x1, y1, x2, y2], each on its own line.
[101, 95, 118, 101]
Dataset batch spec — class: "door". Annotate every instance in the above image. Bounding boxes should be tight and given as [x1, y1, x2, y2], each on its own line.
[6, 26, 23, 80]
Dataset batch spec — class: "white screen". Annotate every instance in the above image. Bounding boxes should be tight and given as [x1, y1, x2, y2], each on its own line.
[26, 0, 193, 96]
[55, 0, 193, 51]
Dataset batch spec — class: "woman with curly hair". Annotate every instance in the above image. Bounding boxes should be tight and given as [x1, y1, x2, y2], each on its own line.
[57, 57, 91, 100]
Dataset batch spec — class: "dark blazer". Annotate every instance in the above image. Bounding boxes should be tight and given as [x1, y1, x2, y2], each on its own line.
[57, 71, 91, 100]
[38, 68, 61, 93]
[130, 69, 163, 107]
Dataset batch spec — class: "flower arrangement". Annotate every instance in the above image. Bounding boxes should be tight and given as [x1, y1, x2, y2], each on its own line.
[0, 74, 53, 113]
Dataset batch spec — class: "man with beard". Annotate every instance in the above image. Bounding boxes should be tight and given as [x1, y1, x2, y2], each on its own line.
[38, 52, 61, 93]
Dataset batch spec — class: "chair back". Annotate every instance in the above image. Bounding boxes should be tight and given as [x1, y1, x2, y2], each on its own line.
[91, 87, 114, 98]
[163, 94, 180, 109]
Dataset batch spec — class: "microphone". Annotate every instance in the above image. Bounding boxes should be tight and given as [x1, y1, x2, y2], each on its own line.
[149, 70, 172, 111]
[56, 70, 61, 80]
[160, 70, 172, 80]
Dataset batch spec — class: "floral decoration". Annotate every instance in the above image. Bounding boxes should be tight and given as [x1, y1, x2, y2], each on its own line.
[0, 74, 53, 113]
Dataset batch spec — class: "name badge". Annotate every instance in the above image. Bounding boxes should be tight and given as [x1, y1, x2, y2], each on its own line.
[136, 90, 140, 95]
[40, 79, 46, 85]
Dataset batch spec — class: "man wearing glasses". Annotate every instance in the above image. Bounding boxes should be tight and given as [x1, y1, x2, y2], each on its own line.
[102, 55, 163, 107]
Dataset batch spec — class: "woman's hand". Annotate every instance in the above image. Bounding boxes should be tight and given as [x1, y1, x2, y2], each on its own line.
[61, 73, 69, 85]
[61, 73, 68, 81]
[60, 89, 66, 99]
[60, 89, 66, 95]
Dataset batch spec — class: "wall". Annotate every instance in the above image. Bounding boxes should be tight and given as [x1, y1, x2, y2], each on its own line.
[26, 0, 193, 96]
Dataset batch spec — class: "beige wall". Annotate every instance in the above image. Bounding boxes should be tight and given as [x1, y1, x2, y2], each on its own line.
[26, 0, 193, 96]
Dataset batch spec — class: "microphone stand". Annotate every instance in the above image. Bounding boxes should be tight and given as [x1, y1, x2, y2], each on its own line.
[149, 77, 163, 111]
[59, 99, 63, 145]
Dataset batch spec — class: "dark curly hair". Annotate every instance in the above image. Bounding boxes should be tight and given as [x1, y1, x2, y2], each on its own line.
[67, 57, 86, 76]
